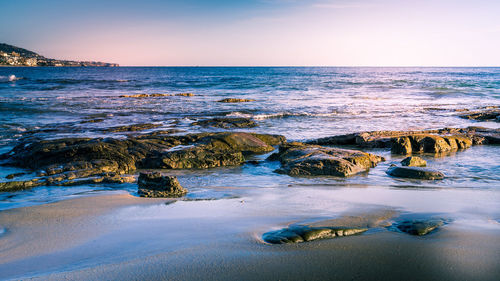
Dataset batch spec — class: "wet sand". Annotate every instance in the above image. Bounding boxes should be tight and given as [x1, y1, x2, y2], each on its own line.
[0, 187, 499, 280]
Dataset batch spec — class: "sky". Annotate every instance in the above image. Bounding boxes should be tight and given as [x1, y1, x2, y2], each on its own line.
[1, 0, 499, 66]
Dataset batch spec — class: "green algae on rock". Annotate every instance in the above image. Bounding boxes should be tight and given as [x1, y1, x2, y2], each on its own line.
[263, 225, 368, 244]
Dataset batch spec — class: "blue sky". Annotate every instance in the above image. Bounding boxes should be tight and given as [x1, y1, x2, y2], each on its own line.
[1, 0, 499, 66]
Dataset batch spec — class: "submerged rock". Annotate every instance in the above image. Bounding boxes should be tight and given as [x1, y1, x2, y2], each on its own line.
[271, 143, 384, 177]
[192, 117, 257, 129]
[394, 219, 444, 236]
[386, 166, 444, 180]
[263, 225, 367, 244]
[175, 93, 194, 97]
[217, 98, 255, 103]
[102, 123, 162, 133]
[119, 93, 171, 98]
[401, 156, 427, 167]
[138, 172, 187, 198]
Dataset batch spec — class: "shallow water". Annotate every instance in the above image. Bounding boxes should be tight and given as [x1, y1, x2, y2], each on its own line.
[0, 67, 499, 210]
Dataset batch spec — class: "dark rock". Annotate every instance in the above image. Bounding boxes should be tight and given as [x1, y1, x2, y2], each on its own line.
[217, 98, 255, 103]
[394, 219, 444, 236]
[175, 93, 194, 97]
[138, 172, 187, 198]
[80, 118, 105, 124]
[5, 172, 25, 179]
[271, 143, 384, 177]
[263, 225, 367, 244]
[386, 166, 444, 180]
[459, 109, 500, 121]
[103, 123, 162, 133]
[192, 118, 258, 129]
[401, 156, 426, 167]
[0, 132, 285, 191]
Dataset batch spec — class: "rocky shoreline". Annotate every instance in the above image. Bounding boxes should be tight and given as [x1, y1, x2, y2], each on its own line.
[1, 123, 498, 193]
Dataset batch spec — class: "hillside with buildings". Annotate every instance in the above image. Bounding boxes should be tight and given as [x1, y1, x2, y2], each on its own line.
[0, 43, 119, 67]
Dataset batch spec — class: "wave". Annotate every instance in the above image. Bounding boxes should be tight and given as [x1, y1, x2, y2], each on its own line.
[0, 75, 24, 82]
[225, 111, 339, 120]
[33, 78, 132, 85]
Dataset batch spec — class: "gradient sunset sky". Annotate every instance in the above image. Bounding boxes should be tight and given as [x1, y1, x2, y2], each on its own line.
[2, 0, 499, 66]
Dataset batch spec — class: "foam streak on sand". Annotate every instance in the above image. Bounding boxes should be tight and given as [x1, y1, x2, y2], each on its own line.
[0, 186, 499, 280]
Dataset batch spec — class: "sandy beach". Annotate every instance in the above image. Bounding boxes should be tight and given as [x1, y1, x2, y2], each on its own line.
[1, 185, 499, 281]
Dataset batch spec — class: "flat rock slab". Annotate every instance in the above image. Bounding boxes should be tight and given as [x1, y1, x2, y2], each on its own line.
[271, 143, 384, 177]
[262, 225, 368, 244]
[386, 166, 444, 180]
[393, 219, 444, 236]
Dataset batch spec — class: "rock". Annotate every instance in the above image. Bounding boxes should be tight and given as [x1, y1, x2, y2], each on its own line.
[137, 172, 187, 198]
[262, 225, 367, 244]
[271, 143, 384, 177]
[386, 166, 444, 180]
[192, 117, 257, 129]
[5, 172, 25, 179]
[150, 148, 245, 169]
[103, 123, 162, 133]
[0, 179, 45, 192]
[80, 118, 105, 124]
[0, 132, 285, 191]
[217, 98, 256, 103]
[175, 93, 194, 97]
[119, 93, 171, 98]
[308, 128, 484, 154]
[394, 219, 444, 236]
[459, 109, 500, 121]
[401, 156, 426, 167]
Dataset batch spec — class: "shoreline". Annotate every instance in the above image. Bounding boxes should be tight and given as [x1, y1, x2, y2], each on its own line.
[0, 187, 499, 280]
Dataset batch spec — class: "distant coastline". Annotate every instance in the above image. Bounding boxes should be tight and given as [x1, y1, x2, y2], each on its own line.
[0, 43, 118, 67]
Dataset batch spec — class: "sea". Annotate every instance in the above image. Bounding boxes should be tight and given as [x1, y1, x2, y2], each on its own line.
[0, 67, 499, 210]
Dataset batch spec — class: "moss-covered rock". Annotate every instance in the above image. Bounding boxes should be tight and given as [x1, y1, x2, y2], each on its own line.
[263, 225, 367, 244]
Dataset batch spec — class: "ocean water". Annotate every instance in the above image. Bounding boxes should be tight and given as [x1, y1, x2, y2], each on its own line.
[0, 67, 499, 209]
